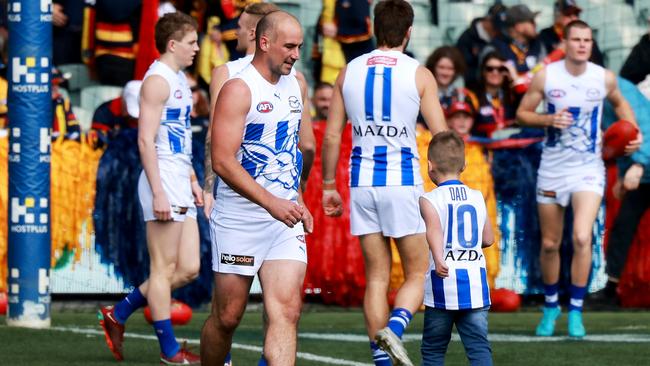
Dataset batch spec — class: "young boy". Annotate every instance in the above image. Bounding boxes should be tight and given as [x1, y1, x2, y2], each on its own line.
[418, 131, 494, 366]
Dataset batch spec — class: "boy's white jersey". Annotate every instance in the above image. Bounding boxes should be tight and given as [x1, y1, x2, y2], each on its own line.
[541, 60, 606, 176]
[143, 60, 193, 171]
[226, 54, 253, 77]
[421, 181, 490, 310]
[342, 49, 422, 187]
[214, 64, 303, 218]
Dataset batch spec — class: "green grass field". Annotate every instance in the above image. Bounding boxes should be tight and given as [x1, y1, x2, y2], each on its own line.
[2, 306, 650, 365]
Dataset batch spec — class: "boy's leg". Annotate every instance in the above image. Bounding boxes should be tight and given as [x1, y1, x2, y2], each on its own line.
[455, 307, 492, 366]
[536, 203, 565, 336]
[421, 306, 454, 366]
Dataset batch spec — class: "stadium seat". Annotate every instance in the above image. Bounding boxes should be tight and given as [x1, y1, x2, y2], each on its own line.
[57, 63, 98, 107]
[80, 85, 123, 116]
[72, 106, 92, 131]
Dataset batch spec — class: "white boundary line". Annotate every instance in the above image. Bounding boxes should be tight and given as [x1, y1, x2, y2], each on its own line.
[299, 332, 650, 343]
[49, 326, 373, 366]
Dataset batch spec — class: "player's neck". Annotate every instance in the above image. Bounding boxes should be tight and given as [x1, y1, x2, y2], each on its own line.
[377, 45, 404, 52]
[435, 174, 461, 186]
[251, 58, 280, 84]
[159, 54, 181, 73]
[563, 58, 587, 76]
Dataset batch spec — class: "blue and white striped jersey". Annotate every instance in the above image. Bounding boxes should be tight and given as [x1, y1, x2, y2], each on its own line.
[342, 49, 422, 187]
[422, 180, 490, 310]
[214, 64, 303, 218]
[143, 60, 193, 171]
[541, 60, 606, 175]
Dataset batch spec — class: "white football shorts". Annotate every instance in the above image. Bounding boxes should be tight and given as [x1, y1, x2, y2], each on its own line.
[536, 167, 605, 207]
[350, 185, 426, 238]
[138, 168, 196, 222]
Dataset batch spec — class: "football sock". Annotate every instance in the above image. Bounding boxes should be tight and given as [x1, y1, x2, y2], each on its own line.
[543, 283, 559, 308]
[370, 341, 392, 365]
[387, 307, 412, 338]
[153, 319, 180, 358]
[568, 284, 587, 312]
[114, 288, 147, 324]
[258, 354, 267, 365]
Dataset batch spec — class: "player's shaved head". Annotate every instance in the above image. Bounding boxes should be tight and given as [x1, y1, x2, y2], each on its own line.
[255, 11, 301, 48]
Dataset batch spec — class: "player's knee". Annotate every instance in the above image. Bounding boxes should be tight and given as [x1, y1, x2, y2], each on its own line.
[271, 298, 303, 325]
[215, 304, 245, 333]
[540, 238, 561, 253]
[572, 230, 592, 249]
[178, 261, 200, 283]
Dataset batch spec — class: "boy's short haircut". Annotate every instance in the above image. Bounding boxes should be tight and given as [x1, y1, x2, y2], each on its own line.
[428, 131, 465, 175]
[155, 12, 198, 54]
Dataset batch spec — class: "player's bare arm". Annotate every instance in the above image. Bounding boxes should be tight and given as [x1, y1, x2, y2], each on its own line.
[482, 216, 494, 248]
[211, 78, 304, 228]
[517, 69, 572, 129]
[204, 64, 230, 195]
[296, 70, 316, 193]
[417, 66, 448, 136]
[419, 197, 448, 278]
[605, 70, 643, 154]
[137, 75, 171, 221]
[321, 66, 348, 217]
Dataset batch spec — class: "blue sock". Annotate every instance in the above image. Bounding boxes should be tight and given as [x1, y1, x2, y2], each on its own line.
[543, 283, 559, 308]
[225, 352, 232, 364]
[387, 307, 412, 339]
[257, 354, 267, 365]
[114, 288, 147, 324]
[370, 341, 392, 366]
[153, 319, 180, 358]
[568, 284, 587, 312]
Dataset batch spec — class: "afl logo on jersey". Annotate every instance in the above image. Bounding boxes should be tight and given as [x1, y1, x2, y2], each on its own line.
[257, 101, 274, 113]
[547, 89, 566, 98]
[174, 89, 182, 99]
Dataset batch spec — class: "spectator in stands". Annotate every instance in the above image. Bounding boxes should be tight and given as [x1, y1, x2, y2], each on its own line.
[487, 5, 544, 77]
[90, 80, 141, 148]
[456, 3, 508, 90]
[197, 16, 229, 88]
[52, 68, 80, 141]
[592, 77, 650, 306]
[335, 0, 375, 62]
[186, 71, 210, 143]
[425, 46, 479, 112]
[312, 82, 334, 121]
[53, 0, 84, 65]
[470, 51, 518, 137]
[620, 15, 650, 85]
[539, 0, 604, 66]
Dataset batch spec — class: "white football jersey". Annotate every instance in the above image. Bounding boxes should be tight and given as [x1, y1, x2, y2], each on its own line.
[541, 60, 606, 176]
[214, 64, 303, 218]
[421, 180, 490, 310]
[143, 60, 193, 171]
[227, 54, 296, 78]
[342, 49, 422, 187]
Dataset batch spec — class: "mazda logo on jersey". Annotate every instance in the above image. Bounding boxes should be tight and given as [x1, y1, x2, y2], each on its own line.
[586, 88, 601, 100]
[547, 89, 566, 98]
[221, 253, 255, 266]
[256, 101, 274, 113]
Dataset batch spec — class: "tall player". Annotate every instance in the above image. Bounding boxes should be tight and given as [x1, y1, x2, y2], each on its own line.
[516, 20, 641, 338]
[203, 3, 315, 217]
[98, 12, 202, 365]
[321, 1, 447, 364]
[201, 11, 313, 365]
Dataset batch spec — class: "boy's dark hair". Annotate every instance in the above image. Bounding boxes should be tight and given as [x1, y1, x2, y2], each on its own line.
[428, 131, 465, 175]
[155, 12, 198, 54]
[374, 0, 414, 48]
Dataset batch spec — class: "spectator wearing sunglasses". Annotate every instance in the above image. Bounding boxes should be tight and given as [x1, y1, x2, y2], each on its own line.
[470, 51, 517, 137]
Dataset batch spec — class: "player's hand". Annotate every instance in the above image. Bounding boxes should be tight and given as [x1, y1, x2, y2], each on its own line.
[434, 260, 449, 279]
[624, 131, 643, 155]
[203, 191, 214, 218]
[550, 108, 573, 129]
[153, 192, 172, 221]
[301, 204, 314, 234]
[623, 163, 644, 191]
[322, 190, 343, 217]
[267, 197, 304, 228]
[192, 181, 204, 207]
